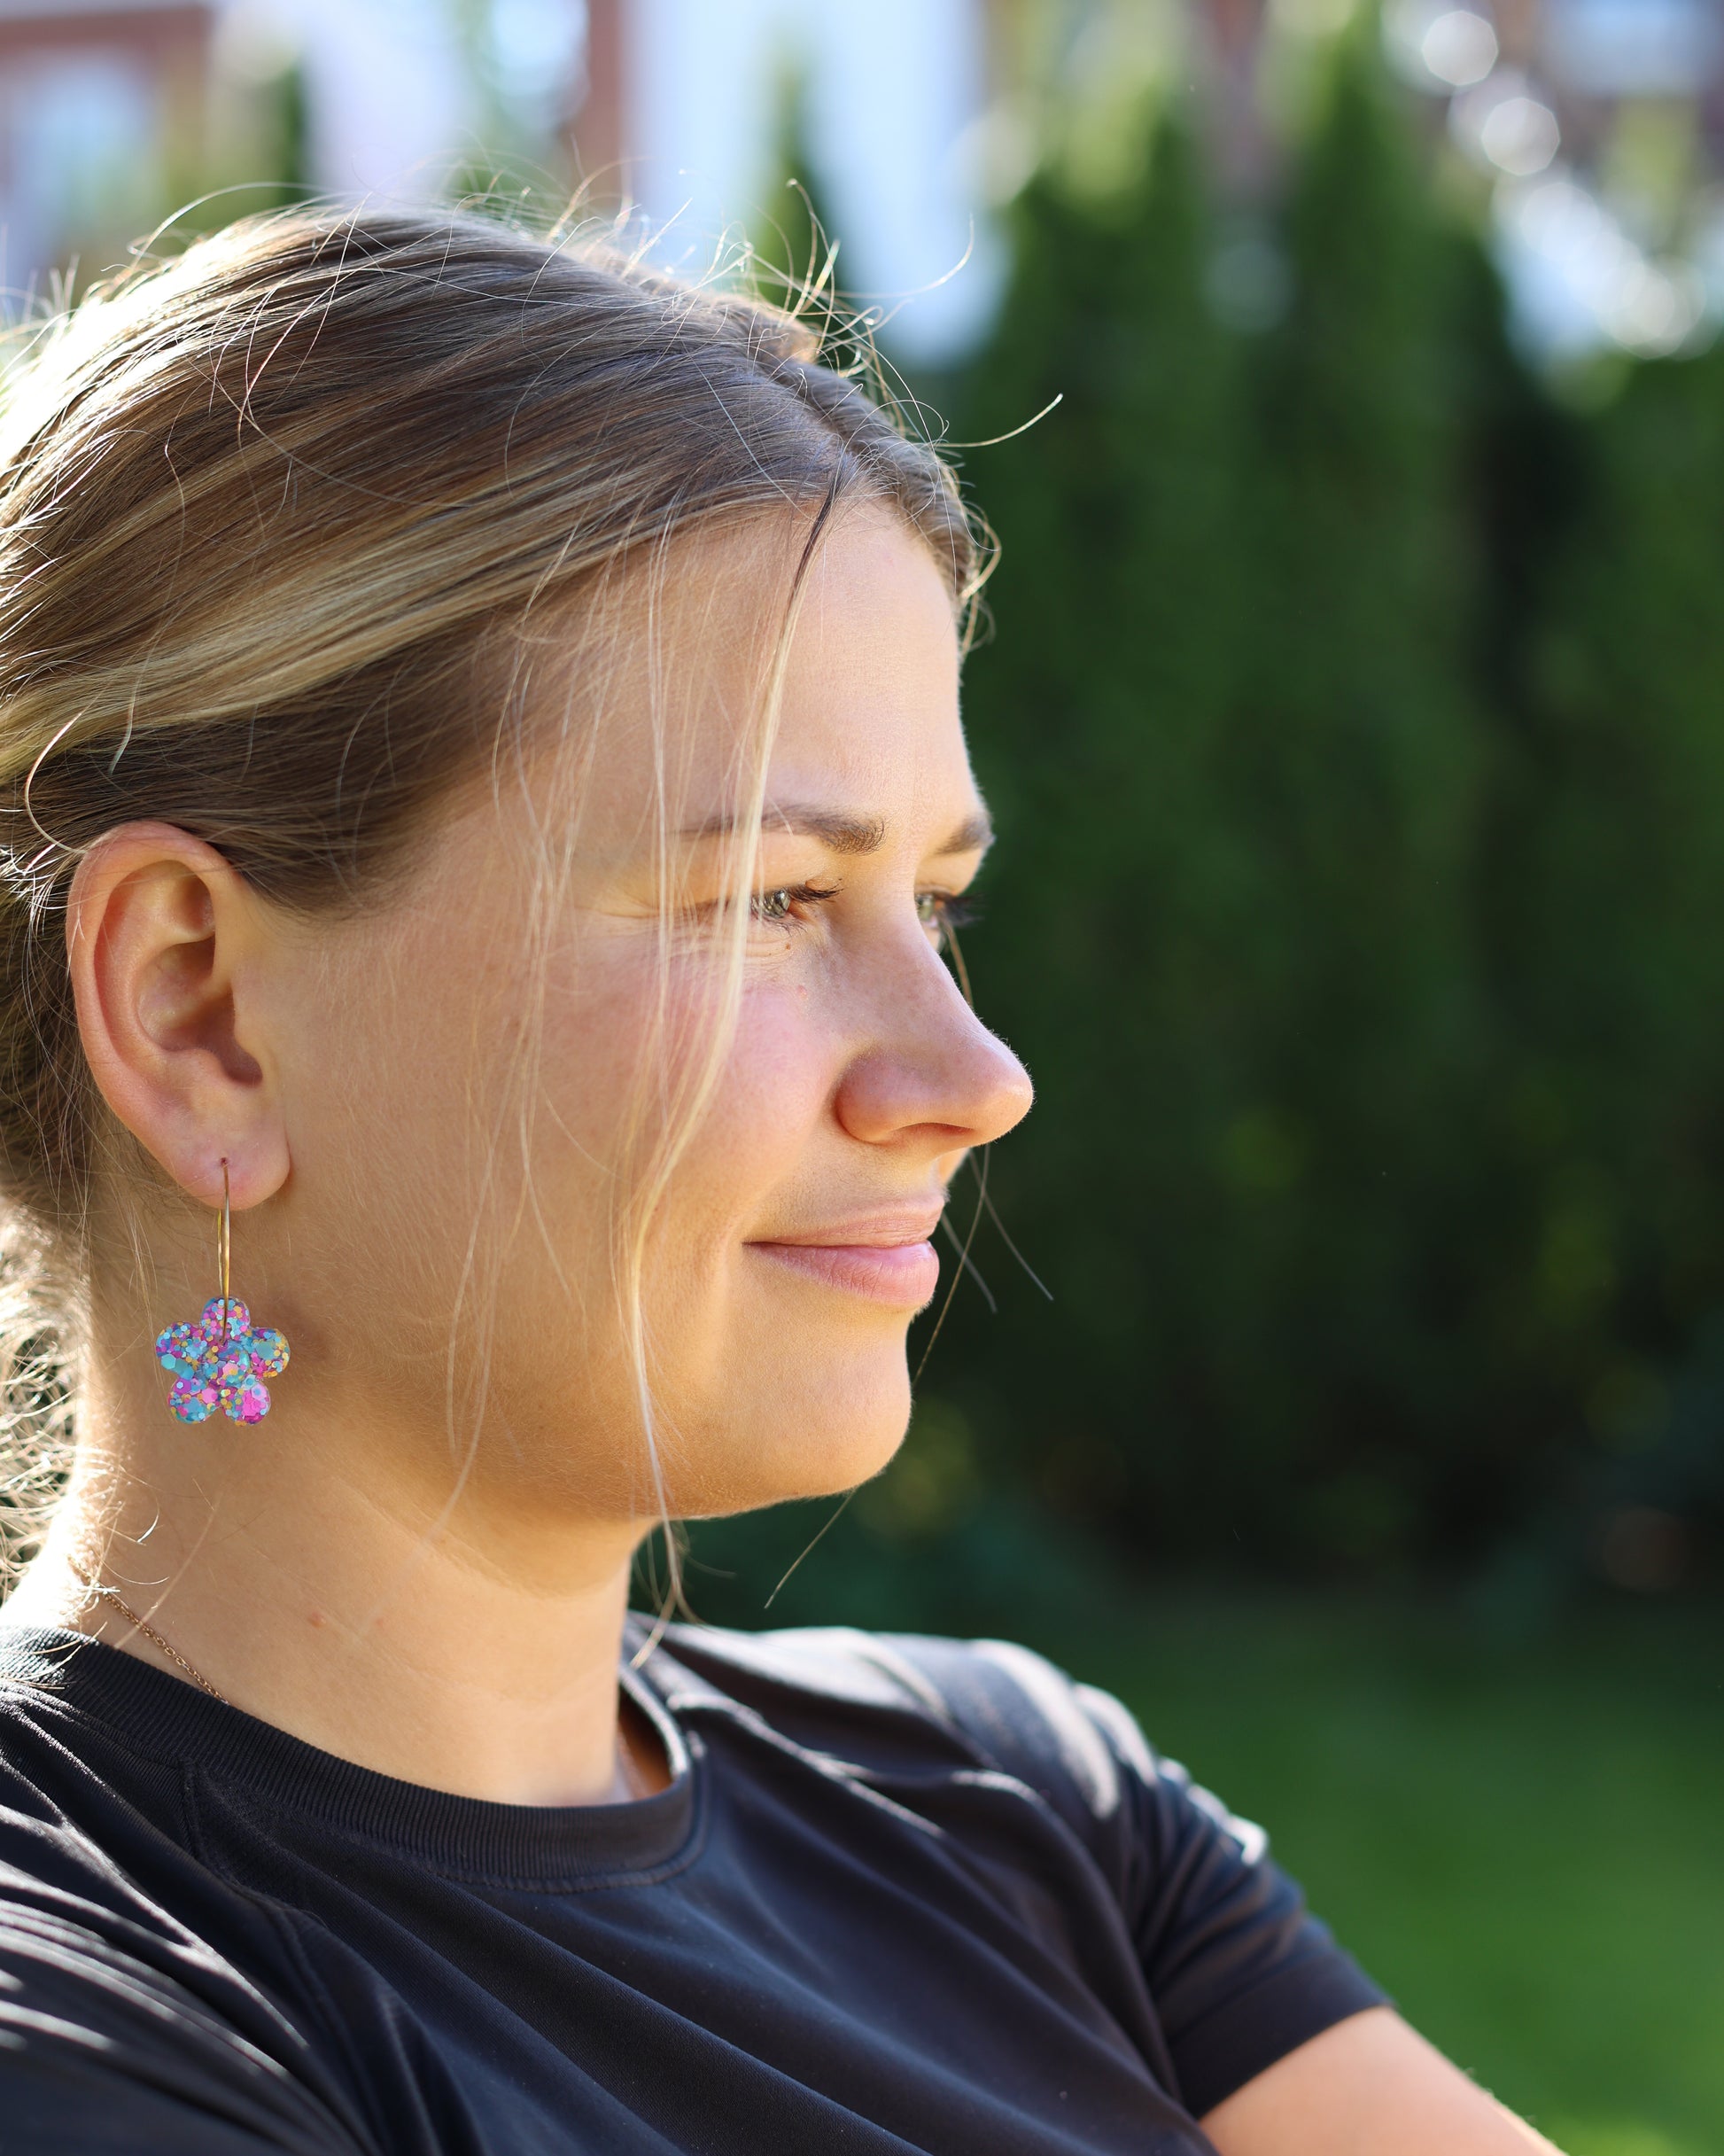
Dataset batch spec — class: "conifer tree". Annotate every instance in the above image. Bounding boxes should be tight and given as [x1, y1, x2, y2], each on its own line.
[1521, 348, 1724, 1416]
[1201, 27, 1493, 1550]
[946, 41, 1513, 1567]
[949, 111, 1257, 1530]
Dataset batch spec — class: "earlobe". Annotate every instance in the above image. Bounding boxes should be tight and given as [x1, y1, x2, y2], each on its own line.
[66, 821, 289, 1212]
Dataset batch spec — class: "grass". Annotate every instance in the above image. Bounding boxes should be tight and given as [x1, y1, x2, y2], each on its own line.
[1058, 1593, 1724, 2156]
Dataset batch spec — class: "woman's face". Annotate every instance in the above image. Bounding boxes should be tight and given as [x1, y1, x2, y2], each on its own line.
[268, 507, 1031, 1531]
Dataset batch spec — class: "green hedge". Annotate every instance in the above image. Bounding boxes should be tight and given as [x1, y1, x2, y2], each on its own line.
[908, 38, 1724, 1584]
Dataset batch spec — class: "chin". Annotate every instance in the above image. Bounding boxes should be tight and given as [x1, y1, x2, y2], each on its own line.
[673, 1349, 913, 1519]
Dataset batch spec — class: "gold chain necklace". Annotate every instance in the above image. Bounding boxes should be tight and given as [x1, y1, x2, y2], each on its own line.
[65, 1557, 230, 1705]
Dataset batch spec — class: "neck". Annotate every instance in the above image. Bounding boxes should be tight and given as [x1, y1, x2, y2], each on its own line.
[8, 1367, 660, 1807]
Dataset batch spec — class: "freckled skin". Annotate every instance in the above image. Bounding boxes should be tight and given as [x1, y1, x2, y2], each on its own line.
[245, 508, 1034, 1526]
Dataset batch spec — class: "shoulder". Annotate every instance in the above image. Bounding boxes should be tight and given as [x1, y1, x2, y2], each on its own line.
[641, 1620, 1212, 1861]
[0, 1657, 371, 2151]
[646, 1624, 1387, 2118]
[645, 1616, 1103, 1756]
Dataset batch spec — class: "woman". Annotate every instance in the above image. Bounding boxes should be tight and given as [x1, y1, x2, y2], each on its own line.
[0, 209, 1558, 2153]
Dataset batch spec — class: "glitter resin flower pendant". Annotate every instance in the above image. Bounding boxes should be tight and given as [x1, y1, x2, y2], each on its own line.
[155, 1160, 290, 1426]
[155, 1297, 290, 1425]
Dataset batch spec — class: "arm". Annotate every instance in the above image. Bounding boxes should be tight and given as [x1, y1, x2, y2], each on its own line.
[0, 1887, 373, 2155]
[1202, 2005, 1565, 2156]
[0, 2059, 353, 2156]
[872, 1638, 1559, 2152]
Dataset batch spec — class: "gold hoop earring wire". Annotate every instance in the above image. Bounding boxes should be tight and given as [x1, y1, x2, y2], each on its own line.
[218, 1158, 231, 1340]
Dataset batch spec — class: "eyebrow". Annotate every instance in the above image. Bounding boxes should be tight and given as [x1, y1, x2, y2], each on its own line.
[683, 803, 995, 859]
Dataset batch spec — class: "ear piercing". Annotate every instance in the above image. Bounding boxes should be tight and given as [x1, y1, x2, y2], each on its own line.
[154, 1160, 290, 1425]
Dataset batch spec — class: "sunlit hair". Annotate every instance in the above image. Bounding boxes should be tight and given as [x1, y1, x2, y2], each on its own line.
[0, 204, 987, 1587]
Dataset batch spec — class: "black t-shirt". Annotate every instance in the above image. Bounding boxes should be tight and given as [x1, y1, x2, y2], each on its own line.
[0, 1618, 1383, 2153]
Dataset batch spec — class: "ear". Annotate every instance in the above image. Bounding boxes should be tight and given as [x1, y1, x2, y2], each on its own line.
[66, 821, 290, 1210]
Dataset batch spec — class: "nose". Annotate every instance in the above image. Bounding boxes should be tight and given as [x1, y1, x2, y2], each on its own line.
[834, 946, 1034, 1157]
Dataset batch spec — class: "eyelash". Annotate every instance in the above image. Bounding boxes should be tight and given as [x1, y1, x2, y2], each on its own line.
[750, 881, 841, 926]
[749, 884, 978, 948]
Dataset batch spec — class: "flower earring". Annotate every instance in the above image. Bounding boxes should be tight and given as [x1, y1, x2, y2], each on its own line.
[154, 1160, 290, 1425]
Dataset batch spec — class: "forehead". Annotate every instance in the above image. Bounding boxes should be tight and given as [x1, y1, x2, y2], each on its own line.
[567, 506, 972, 841]
[766, 508, 967, 817]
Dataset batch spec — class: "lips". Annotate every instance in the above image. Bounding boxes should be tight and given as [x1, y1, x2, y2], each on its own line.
[747, 1210, 944, 1310]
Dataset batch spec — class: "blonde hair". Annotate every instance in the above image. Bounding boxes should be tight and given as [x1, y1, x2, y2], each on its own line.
[0, 205, 984, 1580]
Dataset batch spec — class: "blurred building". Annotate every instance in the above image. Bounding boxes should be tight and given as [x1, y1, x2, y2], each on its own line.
[0, 0, 1000, 362]
[2, 0, 1721, 359]
[0, 0, 214, 301]
[577, 0, 1001, 364]
[0, 0, 471, 307]
[1084, 0, 1724, 356]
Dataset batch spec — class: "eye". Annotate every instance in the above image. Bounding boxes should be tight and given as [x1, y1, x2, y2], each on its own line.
[749, 882, 840, 930]
[917, 892, 978, 951]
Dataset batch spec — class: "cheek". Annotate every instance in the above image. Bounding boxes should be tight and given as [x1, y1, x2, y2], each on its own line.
[676, 981, 832, 1227]
[491, 967, 843, 1511]
[527, 958, 832, 1299]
